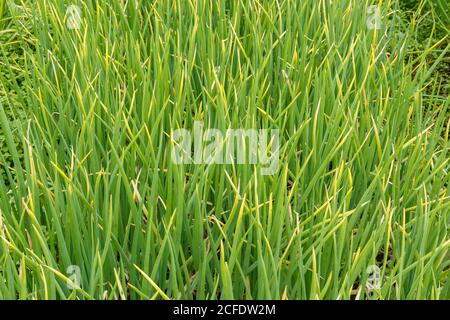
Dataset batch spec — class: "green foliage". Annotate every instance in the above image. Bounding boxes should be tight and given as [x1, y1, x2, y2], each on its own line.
[400, 0, 450, 97]
[0, 0, 6, 26]
[0, 0, 448, 300]
[0, 2, 30, 186]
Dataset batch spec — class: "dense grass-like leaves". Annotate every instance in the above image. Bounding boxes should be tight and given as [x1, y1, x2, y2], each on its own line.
[0, 0, 448, 299]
